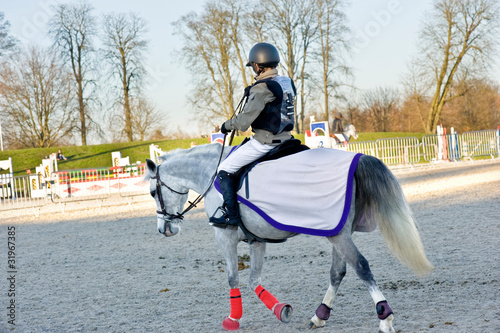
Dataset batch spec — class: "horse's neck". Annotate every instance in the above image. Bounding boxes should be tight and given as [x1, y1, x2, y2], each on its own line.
[168, 144, 224, 194]
[343, 126, 351, 142]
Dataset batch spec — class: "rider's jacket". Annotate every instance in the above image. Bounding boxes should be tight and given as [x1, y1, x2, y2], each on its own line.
[332, 117, 344, 134]
[223, 69, 295, 146]
[250, 75, 295, 135]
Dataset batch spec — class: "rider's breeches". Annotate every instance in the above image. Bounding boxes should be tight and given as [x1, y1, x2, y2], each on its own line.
[218, 137, 274, 174]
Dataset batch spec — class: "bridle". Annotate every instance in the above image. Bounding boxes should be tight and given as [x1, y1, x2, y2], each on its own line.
[151, 137, 228, 224]
[151, 91, 245, 228]
[151, 164, 189, 221]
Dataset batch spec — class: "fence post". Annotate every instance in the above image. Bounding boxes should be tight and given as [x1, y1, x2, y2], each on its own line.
[497, 126, 500, 158]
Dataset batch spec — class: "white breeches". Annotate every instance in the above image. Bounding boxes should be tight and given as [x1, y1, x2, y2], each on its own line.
[218, 137, 275, 174]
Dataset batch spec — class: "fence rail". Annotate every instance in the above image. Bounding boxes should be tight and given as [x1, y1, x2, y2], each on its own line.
[343, 128, 499, 165]
[51, 168, 112, 203]
[116, 164, 150, 202]
[2, 128, 499, 214]
[460, 129, 499, 160]
[376, 137, 420, 165]
[345, 140, 377, 157]
[1, 174, 47, 212]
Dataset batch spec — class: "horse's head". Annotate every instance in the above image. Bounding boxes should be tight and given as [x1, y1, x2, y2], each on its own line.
[145, 159, 189, 237]
[345, 124, 359, 140]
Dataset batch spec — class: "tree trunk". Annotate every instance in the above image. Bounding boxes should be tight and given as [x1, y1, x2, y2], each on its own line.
[121, 50, 133, 142]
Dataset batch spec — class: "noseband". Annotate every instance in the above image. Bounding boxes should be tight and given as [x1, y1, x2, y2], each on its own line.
[151, 164, 188, 221]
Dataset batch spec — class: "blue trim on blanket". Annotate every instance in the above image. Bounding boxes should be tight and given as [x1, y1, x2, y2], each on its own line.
[215, 152, 363, 237]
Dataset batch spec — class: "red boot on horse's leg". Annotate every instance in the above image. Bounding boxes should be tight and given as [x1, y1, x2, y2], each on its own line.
[222, 288, 243, 331]
[255, 285, 293, 323]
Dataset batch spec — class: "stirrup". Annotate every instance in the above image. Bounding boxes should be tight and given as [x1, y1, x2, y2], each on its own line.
[209, 206, 239, 230]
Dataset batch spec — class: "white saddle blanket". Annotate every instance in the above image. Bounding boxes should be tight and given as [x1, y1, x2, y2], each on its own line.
[216, 148, 362, 237]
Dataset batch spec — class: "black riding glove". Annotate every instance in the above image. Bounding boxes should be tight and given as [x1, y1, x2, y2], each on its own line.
[221, 122, 230, 134]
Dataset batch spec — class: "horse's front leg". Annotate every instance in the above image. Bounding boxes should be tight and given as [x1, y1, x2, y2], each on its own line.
[248, 241, 266, 290]
[214, 229, 242, 331]
[249, 241, 293, 324]
[310, 247, 346, 329]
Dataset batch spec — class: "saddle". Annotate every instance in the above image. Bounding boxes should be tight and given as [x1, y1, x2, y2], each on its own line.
[331, 133, 347, 144]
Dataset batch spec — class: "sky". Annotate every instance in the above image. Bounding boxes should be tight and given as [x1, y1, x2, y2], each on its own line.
[2, 0, 500, 139]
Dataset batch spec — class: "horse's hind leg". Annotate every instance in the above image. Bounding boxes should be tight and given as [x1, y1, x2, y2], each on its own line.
[330, 233, 395, 333]
[309, 248, 346, 328]
[248, 241, 293, 324]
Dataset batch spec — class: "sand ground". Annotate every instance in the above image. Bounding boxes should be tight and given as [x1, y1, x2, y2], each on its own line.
[1, 159, 499, 332]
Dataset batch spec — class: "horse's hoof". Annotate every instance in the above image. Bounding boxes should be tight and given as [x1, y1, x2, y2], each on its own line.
[309, 321, 318, 329]
[378, 314, 395, 333]
[274, 303, 293, 323]
[309, 315, 325, 329]
[222, 316, 240, 331]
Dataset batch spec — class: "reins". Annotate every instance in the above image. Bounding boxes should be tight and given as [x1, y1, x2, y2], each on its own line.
[175, 136, 226, 217]
[170, 91, 248, 219]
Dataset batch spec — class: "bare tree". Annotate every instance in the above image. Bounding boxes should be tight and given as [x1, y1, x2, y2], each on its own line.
[260, 0, 315, 133]
[130, 97, 166, 141]
[411, 0, 499, 133]
[173, 0, 250, 127]
[362, 87, 400, 132]
[48, 0, 97, 146]
[225, 0, 253, 88]
[242, 5, 267, 44]
[401, 63, 432, 132]
[0, 12, 18, 60]
[102, 12, 148, 142]
[0, 47, 76, 148]
[399, 93, 431, 132]
[445, 78, 500, 131]
[315, 0, 351, 124]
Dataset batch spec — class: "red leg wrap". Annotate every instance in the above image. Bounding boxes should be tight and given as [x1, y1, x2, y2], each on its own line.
[229, 288, 243, 320]
[255, 285, 279, 310]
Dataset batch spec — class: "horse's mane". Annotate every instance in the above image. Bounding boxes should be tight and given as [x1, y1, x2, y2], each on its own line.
[143, 144, 222, 182]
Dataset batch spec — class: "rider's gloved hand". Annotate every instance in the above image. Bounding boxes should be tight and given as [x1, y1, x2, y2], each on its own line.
[221, 122, 230, 134]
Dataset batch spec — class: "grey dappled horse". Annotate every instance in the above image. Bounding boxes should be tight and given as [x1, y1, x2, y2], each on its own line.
[145, 143, 433, 332]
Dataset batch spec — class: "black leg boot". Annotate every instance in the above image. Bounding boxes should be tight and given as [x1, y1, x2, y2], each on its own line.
[209, 171, 241, 230]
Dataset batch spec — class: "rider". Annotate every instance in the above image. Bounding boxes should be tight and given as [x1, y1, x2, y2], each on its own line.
[331, 112, 345, 143]
[332, 112, 344, 134]
[209, 42, 296, 230]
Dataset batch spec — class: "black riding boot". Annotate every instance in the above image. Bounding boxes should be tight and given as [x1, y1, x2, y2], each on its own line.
[209, 171, 241, 230]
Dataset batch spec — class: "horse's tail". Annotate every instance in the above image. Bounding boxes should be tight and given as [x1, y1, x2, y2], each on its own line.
[354, 155, 433, 276]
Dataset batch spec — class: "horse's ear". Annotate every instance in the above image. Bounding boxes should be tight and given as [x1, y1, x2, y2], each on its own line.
[146, 159, 157, 175]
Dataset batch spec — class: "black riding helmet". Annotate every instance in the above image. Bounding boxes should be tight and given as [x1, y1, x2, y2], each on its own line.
[246, 42, 280, 67]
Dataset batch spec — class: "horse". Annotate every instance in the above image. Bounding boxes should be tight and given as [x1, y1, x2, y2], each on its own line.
[144, 142, 433, 332]
[330, 124, 358, 148]
[306, 124, 358, 149]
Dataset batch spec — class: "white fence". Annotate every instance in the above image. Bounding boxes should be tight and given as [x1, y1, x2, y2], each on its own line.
[460, 129, 499, 160]
[345, 140, 377, 157]
[375, 137, 420, 165]
[338, 128, 500, 166]
[1, 174, 47, 212]
[421, 133, 460, 162]
[1, 164, 149, 213]
[116, 164, 150, 202]
[1, 128, 498, 214]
